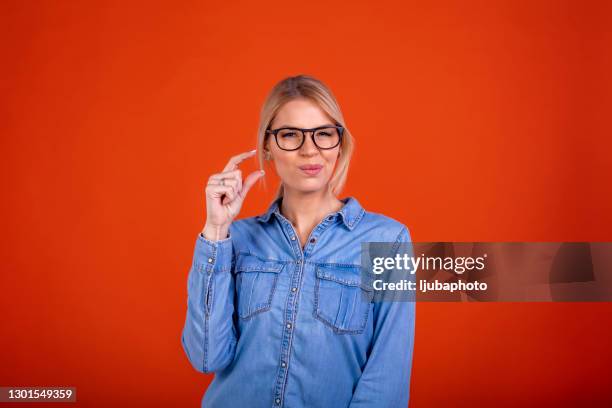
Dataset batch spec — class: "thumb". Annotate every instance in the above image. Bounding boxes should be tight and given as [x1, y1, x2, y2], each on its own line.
[241, 170, 265, 197]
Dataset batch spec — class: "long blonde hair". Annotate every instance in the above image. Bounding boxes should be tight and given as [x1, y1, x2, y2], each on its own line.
[257, 75, 354, 199]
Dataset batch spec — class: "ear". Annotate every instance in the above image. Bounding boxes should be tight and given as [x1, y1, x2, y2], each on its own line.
[263, 146, 272, 160]
[264, 134, 273, 152]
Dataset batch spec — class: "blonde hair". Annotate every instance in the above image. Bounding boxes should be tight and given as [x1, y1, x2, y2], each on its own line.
[257, 75, 354, 199]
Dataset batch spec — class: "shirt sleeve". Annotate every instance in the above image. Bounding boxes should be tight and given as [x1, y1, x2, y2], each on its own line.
[181, 232, 238, 373]
[348, 226, 416, 408]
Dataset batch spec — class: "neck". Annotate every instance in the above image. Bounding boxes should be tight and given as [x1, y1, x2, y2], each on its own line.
[279, 187, 344, 231]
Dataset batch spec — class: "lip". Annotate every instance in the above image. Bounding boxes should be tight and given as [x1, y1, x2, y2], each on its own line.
[299, 164, 323, 176]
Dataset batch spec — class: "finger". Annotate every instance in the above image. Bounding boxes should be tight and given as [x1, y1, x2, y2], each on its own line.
[209, 169, 242, 182]
[207, 178, 220, 186]
[207, 176, 237, 186]
[222, 193, 233, 206]
[209, 170, 243, 191]
[208, 177, 241, 194]
[218, 177, 239, 192]
[241, 169, 265, 198]
[225, 179, 240, 192]
[225, 203, 234, 218]
[206, 185, 237, 202]
[222, 149, 257, 172]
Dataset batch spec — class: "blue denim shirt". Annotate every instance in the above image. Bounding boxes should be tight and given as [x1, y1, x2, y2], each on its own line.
[181, 196, 416, 408]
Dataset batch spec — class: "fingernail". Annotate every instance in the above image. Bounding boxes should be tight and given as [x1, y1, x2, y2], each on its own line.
[260, 170, 265, 175]
[250, 149, 257, 152]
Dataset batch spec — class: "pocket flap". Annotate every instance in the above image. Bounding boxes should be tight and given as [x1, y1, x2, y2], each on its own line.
[316, 264, 364, 287]
[235, 254, 284, 273]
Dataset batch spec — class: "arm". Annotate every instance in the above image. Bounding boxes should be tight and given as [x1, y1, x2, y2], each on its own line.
[181, 149, 264, 373]
[181, 232, 238, 373]
[349, 226, 416, 408]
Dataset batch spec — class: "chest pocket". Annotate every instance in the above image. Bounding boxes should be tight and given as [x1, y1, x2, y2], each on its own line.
[234, 254, 284, 320]
[314, 264, 373, 334]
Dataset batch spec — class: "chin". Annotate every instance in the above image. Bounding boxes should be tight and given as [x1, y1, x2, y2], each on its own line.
[287, 180, 328, 194]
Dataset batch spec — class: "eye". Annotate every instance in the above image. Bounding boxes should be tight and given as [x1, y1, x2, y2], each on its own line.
[318, 131, 332, 137]
[279, 131, 297, 138]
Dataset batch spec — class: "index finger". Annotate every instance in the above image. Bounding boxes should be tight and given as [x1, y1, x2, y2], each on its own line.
[223, 149, 257, 172]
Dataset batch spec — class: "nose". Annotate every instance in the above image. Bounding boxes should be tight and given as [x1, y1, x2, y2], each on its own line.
[299, 131, 319, 155]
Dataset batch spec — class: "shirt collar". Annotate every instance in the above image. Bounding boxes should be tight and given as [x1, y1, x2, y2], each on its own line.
[256, 196, 365, 231]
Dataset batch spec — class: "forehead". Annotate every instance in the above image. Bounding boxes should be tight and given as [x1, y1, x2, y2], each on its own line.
[271, 98, 334, 128]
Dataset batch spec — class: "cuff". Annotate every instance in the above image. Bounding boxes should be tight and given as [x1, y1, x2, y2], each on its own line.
[193, 232, 233, 274]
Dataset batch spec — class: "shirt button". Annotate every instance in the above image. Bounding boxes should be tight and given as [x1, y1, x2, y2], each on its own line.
[207, 257, 213, 263]
[281, 362, 286, 368]
[290, 236, 296, 241]
[297, 259, 301, 264]
[291, 287, 297, 292]
[327, 216, 333, 221]
[309, 238, 316, 243]
[275, 398, 281, 405]
[286, 323, 292, 330]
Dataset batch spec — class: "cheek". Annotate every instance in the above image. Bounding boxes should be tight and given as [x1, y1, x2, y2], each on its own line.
[273, 154, 294, 175]
[323, 152, 340, 169]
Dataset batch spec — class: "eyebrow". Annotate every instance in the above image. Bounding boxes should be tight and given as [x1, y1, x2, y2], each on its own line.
[275, 123, 336, 128]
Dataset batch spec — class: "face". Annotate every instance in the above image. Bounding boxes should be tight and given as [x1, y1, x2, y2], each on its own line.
[265, 98, 341, 195]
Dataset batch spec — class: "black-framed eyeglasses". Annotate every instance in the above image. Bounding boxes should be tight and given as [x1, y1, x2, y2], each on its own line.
[265, 125, 344, 151]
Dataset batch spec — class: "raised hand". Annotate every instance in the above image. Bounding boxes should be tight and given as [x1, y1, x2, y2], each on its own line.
[202, 150, 265, 241]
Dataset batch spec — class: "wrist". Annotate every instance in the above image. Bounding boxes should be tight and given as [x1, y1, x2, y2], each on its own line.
[202, 223, 230, 241]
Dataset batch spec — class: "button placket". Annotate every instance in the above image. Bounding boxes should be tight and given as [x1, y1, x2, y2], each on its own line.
[271, 214, 305, 407]
[271, 211, 339, 407]
[301, 223, 329, 259]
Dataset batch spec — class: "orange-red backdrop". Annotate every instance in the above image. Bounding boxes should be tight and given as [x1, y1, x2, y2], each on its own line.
[2, 1, 611, 407]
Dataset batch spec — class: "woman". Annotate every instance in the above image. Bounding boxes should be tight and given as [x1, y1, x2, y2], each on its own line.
[181, 75, 416, 407]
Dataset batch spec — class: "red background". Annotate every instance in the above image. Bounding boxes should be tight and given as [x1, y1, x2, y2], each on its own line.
[2, 1, 611, 406]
